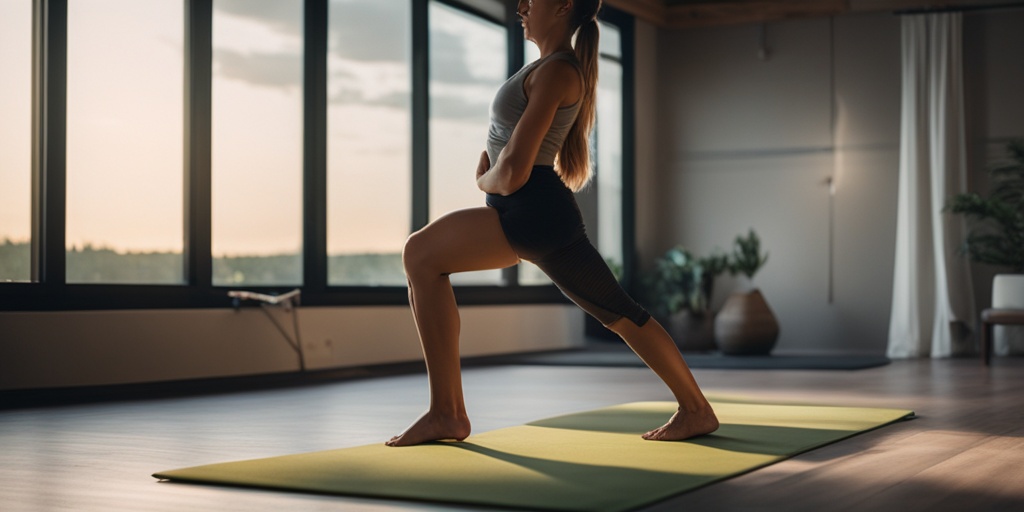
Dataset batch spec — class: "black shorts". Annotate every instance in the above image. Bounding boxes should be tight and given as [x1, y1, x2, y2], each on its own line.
[486, 166, 651, 327]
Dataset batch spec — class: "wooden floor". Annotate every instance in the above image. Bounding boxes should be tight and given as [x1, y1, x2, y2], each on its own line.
[1, 355, 1022, 511]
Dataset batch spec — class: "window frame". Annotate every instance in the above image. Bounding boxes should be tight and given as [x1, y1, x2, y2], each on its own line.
[1, 0, 634, 311]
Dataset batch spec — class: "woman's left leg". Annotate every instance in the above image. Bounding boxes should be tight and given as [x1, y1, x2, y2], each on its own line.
[386, 206, 520, 447]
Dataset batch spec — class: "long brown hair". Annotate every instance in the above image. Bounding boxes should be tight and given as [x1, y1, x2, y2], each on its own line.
[555, 0, 601, 192]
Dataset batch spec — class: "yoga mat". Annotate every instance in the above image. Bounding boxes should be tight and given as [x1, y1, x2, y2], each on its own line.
[155, 400, 913, 512]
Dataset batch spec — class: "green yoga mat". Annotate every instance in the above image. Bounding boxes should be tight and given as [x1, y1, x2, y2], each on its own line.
[154, 400, 913, 512]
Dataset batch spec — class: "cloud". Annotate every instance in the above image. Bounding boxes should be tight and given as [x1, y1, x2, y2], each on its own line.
[329, 1, 492, 87]
[214, 49, 301, 90]
[429, 94, 490, 121]
[211, 0, 499, 120]
[214, 0, 302, 37]
[429, 29, 487, 85]
[329, 0, 410, 63]
[328, 83, 487, 122]
[331, 89, 410, 110]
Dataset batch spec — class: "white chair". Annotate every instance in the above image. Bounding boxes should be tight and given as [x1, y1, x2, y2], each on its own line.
[981, 274, 1024, 366]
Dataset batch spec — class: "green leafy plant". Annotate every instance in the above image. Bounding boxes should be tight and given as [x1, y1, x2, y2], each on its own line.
[645, 229, 769, 317]
[945, 139, 1024, 272]
[645, 246, 729, 316]
[728, 229, 769, 280]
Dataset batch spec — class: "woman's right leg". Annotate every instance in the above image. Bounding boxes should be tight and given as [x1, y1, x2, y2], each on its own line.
[531, 237, 718, 441]
[386, 206, 520, 447]
[606, 316, 719, 441]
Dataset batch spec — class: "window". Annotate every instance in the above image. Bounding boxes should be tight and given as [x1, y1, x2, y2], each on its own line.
[596, 22, 624, 275]
[0, 0, 32, 282]
[4, 1, 634, 309]
[519, 22, 627, 285]
[211, 0, 304, 286]
[428, 1, 507, 285]
[65, 0, 184, 284]
[327, 0, 412, 286]
[517, 42, 550, 286]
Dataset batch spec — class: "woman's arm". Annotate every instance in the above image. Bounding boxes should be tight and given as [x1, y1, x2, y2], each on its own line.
[477, 60, 581, 196]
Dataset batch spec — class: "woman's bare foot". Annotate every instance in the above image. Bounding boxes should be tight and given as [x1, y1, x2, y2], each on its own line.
[385, 410, 472, 447]
[642, 405, 719, 441]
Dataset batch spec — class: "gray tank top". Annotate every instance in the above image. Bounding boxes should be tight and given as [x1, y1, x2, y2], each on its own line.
[485, 52, 583, 169]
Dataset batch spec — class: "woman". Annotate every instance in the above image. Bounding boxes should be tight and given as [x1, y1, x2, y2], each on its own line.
[386, 0, 718, 447]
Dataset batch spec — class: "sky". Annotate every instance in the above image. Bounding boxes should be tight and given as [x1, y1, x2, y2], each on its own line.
[0, 0, 33, 248]
[1, 0, 621, 261]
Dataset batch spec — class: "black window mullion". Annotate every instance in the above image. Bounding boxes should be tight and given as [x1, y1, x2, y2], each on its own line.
[303, 0, 328, 292]
[506, 0, 523, 88]
[184, 0, 212, 289]
[501, 0, 524, 287]
[618, 14, 637, 294]
[411, 0, 430, 232]
[32, 0, 67, 286]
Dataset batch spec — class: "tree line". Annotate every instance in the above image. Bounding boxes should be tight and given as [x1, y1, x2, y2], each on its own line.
[0, 239, 405, 285]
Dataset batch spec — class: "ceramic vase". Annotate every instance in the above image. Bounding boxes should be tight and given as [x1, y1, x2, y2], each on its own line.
[714, 289, 779, 355]
[668, 311, 717, 352]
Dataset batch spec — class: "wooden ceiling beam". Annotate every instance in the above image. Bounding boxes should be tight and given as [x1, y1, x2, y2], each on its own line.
[603, 0, 669, 26]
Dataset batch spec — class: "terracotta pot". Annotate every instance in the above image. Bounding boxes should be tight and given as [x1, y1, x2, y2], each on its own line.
[714, 289, 779, 355]
[668, 311, 717, 352]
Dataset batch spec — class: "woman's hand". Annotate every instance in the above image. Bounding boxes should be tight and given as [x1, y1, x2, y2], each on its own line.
[475, 150, 490, 180]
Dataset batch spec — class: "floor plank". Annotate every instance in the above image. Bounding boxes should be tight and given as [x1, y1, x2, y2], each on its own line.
[1, 357, 1023, 511]
[852, 427, 1024, 512]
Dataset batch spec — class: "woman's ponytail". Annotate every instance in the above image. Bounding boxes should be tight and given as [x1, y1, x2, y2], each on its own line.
[555, 1, 601, 192]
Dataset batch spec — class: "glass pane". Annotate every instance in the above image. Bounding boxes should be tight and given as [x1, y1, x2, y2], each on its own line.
[525, 40, 541, 63]
[65, 0, 184, 284]
[428, 1, 506, 285]
[596, 57, 623, 272]
[327, 0, 411, 286]
[599, 21, 620, 58]
[518, 260, 551, 285]
[0, 0, 32, 282]
[520, 24, 624, 286]
[212, 0, 303, 286]
[517, 38, 551, 286]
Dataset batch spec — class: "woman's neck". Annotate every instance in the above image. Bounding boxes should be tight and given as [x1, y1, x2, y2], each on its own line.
[535, 34, 574, 59]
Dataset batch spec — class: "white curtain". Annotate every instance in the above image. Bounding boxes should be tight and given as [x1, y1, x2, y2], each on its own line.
[888, 13, 975, 359]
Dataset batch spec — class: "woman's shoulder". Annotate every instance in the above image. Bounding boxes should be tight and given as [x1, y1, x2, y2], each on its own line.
[535, 52, 582, 75]
[527, 54, 583, 101]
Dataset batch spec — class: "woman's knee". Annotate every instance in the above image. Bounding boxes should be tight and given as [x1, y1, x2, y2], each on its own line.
[605, 316, 629, 335]
[606, 315, 644, 337]
[403, 230, 437, 278]
[402, 231, 425, 271]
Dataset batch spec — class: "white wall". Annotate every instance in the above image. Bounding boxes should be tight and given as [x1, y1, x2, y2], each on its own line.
[964, 10, 1024, 326]
[638, 9, 1024, 355]
[0, 305, 584, 391]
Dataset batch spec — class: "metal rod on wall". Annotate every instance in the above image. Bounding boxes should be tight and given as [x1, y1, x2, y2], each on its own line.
[827, 176, 835, 304]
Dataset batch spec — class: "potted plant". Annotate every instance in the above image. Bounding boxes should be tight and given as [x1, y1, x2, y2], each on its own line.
[645, 246, 728, 351]
[945, 139, 1024, 272]
[946, 139, 1024, 354]
[714, 229, 780, 355]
